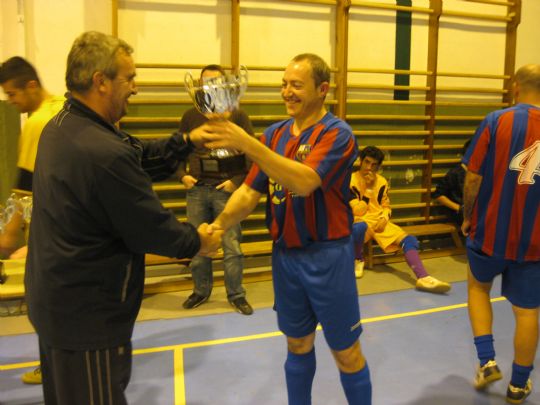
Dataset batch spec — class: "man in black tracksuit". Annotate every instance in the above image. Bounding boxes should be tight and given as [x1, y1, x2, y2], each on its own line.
[25, 31, 221, 404]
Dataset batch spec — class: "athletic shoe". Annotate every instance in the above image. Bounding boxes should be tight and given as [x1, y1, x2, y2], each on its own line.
[355, 260, 365, 278]
[230, 297, 253, 315]
[506, 379, 532, 404]
[415, 276, 451, 294]
[182, 293, 209, 309]
[474, 360, 502, 390]
[21, 367, 42, 384]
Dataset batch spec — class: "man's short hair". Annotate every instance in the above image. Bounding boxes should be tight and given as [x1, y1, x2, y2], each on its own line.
[0, 56, 41, 88]
[201, 64, 226, 77]
[360, 146, 385, 165]
[514, 64, 540, 93]
[291, 53, 330, 87]
[66, 31, 133, 93]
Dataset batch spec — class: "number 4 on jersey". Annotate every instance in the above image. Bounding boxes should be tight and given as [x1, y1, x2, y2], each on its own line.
[509, 140, 540, 185]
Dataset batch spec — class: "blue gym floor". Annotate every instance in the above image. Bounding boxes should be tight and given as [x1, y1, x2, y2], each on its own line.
[1, 279, 538, 404]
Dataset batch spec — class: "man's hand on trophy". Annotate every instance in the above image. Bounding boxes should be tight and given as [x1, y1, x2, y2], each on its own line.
[197, 222, 223, 257]
[186, 125, 215, 148]
[202, 120, 251, 152]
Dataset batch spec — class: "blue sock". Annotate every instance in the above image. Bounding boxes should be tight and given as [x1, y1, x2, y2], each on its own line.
[339, 363, 372, 405]
[474, 335, 495, 367]
[284, 349, 316, 405]
[511, 362, 534, 388]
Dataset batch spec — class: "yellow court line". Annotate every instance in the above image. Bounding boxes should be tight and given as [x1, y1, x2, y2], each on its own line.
[0, 296, 507, 372]
[174, 348, 185, 405]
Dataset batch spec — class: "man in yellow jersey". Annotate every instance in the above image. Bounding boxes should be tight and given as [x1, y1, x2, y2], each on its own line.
[350, 146, 451, 293]
[0, 56, 64, 384]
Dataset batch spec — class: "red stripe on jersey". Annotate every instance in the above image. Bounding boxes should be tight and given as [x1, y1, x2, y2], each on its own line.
[505, 185, 528, 260]
[304, 127, 339, 181]
[481, 111, 514, 254]
[324, 172, 350, 240]
[506, 112, 540, 260]
[269, 199, 280, 241]
[282, 193, 302, 247]
[244, 162, 261, 185]
[468, 126, 491, 174]
[323, 135, 356, 190]
[307, 122, 325, 145]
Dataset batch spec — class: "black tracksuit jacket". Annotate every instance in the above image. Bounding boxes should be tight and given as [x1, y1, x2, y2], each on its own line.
[25, 97, 200, 350]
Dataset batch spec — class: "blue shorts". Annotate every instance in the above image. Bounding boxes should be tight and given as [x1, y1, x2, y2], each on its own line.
[272, 237, 362, 351]
[467, 244, 540, 309]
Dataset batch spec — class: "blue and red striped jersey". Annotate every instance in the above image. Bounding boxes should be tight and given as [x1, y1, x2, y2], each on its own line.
[245, 112, 358, 248]
[463, 103, 540, 262]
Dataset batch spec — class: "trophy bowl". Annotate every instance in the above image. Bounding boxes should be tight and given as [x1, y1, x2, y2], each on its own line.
[185, 66, 249, 178]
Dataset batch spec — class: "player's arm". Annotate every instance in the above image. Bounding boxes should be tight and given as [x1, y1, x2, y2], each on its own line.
[212, 183, 262, 232]
[435, 195, 461, 213]
[461, 169, 483, 236]
[200, 120, 321, 196]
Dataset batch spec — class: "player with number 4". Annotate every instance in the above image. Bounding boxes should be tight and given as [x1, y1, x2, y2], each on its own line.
[462, 64, 540, 405]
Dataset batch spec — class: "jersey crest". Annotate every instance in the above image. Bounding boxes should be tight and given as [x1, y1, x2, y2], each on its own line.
[296, 144, 312, 162]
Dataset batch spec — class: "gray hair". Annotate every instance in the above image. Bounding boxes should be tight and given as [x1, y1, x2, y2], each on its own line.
[66, 31, 133, 93]
[514, 64, 540, 93]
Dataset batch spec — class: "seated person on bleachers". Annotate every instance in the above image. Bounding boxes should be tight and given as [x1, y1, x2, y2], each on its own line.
[432, 139, 471, 226]
[350, 146, 451, 294]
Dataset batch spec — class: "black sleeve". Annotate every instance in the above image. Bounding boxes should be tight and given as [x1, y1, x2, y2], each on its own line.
[95, 150, 200, 259]
[432, 170, 453, 200]
[139, 132, 194, 181]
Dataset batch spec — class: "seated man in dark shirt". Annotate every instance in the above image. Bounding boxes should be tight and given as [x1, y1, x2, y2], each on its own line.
[432, 139, 471, 226]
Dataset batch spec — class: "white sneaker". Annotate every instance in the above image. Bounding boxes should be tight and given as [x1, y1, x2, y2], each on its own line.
[415, 276, 451, 294]
[355, 260, 365, 278]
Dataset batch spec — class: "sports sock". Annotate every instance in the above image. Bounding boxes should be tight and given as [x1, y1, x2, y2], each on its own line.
[340, 363, 372, 405]
[401, 236, 429, 279]
[403, 249, 429, 279]
[284, 349, 316, 405]
[510, 362, 533, 388]
[474, 334, 495, 367]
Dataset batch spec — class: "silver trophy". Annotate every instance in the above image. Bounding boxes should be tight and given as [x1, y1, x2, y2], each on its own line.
[0, 194, 32, 282]
[184, 66, 249, 178]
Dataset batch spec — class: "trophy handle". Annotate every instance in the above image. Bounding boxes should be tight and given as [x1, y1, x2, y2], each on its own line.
[184, 71, 196, 97]
[237, 65, 248, 97]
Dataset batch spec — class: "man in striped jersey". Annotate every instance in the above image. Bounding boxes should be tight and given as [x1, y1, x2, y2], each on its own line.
[203, 53, 371, 405]
[463, 64, 540, 404]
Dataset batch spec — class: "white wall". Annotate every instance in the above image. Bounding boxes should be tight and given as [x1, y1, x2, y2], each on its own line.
[0, 0, 538, 97]
[516, 0, 540, 69]
[0, 0, 111, 95]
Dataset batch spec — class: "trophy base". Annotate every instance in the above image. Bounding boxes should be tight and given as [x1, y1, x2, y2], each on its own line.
[199, 154, 247, 179]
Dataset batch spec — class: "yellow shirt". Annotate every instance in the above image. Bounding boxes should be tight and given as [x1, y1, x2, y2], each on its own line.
[18, 95, 64, 172]
[350, 170, 407, 252]
[350, 170, 391, 222]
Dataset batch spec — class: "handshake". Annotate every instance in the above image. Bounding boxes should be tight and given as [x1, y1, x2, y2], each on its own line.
[196, 222, 225, 257]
